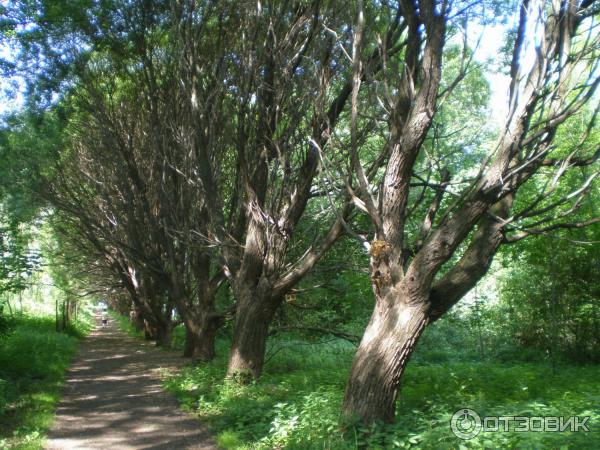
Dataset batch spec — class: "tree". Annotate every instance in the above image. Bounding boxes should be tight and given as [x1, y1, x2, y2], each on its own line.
[0, 114, 48, 300]
[499, 195, 600, 363]
[3, 0, 598, 427]
[3, 0, 231, 356]
[340, 0, 599, 423]
[168, 0, 431, 381]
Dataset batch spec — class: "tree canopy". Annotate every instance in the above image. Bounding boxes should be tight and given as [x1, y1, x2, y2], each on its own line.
[1, 0, 598, 426]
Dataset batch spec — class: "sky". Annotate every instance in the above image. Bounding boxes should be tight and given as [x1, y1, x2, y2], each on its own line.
[468, 23, 512, 124]
[0, 44, 24, 116]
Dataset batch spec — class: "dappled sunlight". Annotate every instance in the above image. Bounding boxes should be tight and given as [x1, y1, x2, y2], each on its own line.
[45, 321, 215, 449]
[1, 0, 598, 448]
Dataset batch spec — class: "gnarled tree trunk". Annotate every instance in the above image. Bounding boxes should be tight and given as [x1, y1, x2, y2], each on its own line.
[144, 308, 174, 347]
[144, 319, 158, 341]
[227, 283, 280, 381]
[183, 311, 221, 361]
[130, 305, 145, 331]
[342, 291, 429, 423]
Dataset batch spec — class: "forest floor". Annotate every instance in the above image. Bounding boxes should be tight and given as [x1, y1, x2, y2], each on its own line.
[44, 316, 216, 450]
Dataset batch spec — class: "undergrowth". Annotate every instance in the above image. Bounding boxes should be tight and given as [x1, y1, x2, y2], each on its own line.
[106, 311, 599, 449]
[161, 332, 599, 449]
[0, 314, 86, 449]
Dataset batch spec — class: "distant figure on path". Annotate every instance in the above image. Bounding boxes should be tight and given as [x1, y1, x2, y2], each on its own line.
[101, 308, 108, 327]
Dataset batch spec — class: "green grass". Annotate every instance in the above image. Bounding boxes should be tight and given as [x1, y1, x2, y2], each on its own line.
[0, 315, 84, 449]
[161, 334, 600, 449]
[109, 310, 145, 339]
[107, 314, 599, 449]
[109, 311, 188, 349]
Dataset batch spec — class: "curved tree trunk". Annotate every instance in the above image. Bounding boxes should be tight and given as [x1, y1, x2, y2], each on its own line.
[342, 293, 429, 423]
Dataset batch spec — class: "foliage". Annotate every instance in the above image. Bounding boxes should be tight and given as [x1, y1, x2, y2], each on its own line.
[0, 110, 64, 299]
[0, 304, 15, 339]
[0, 314, 79, 449]
[0, 221, 40, 297]
[499, 230, 600, 363]
[162, 326, 599, 450]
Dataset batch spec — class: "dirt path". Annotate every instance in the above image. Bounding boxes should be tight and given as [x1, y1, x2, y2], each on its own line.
[45, 317, 216, 450]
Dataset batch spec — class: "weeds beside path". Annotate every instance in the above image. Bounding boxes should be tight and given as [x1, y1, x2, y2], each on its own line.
[0, 316, 79, 449]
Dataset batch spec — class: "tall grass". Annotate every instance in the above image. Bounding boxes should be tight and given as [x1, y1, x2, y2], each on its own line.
[161, 331, 599, 449]
[106, 311, 599, 449]
[0, 315, 83, 449]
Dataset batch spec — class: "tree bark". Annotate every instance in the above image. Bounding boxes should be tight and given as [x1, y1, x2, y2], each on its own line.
[183, 312, 221, 361]
[144, 318, 173, 347]
[130, 306, 145, 331]
[143, 319, 157, 340]
[155, 320, 173, 348]
[227, 285, 279, 381]
[67, 298, 76, 323]
[183, 326, 197, 358]
[61, 298, 68, 331]
[342, 292, 429, 423]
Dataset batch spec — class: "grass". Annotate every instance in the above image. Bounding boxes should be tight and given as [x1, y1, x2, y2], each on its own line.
[110, 310, 144, 339]
[158, 331, 599, 449]
[107, 312, 599, 448]
[0, 314, 89, 449]
[109, 312, 188, 349]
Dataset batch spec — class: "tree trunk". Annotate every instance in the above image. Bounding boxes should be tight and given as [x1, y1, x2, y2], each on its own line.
[183, 326, 196, 358]
[55, 298, 60, 332]
[144, 319, 158, 340]
[61, 299, 68, 331]
[227, 288, 279, 381]
[168, 276, 221, 361]
[155, 320, 173, 348]
[342, 294, 429, 423]
[130, 307, 145, 331]
[183, 314, 220, 361]
[67, 299, 76, 323]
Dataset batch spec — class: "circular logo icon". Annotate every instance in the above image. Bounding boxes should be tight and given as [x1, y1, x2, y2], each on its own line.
[451, 408, 482, 440]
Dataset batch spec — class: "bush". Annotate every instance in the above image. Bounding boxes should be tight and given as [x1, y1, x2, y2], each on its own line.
[0, 313, 15, 340]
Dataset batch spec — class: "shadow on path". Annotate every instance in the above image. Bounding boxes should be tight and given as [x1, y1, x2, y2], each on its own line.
[45, 317, 216, 450]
